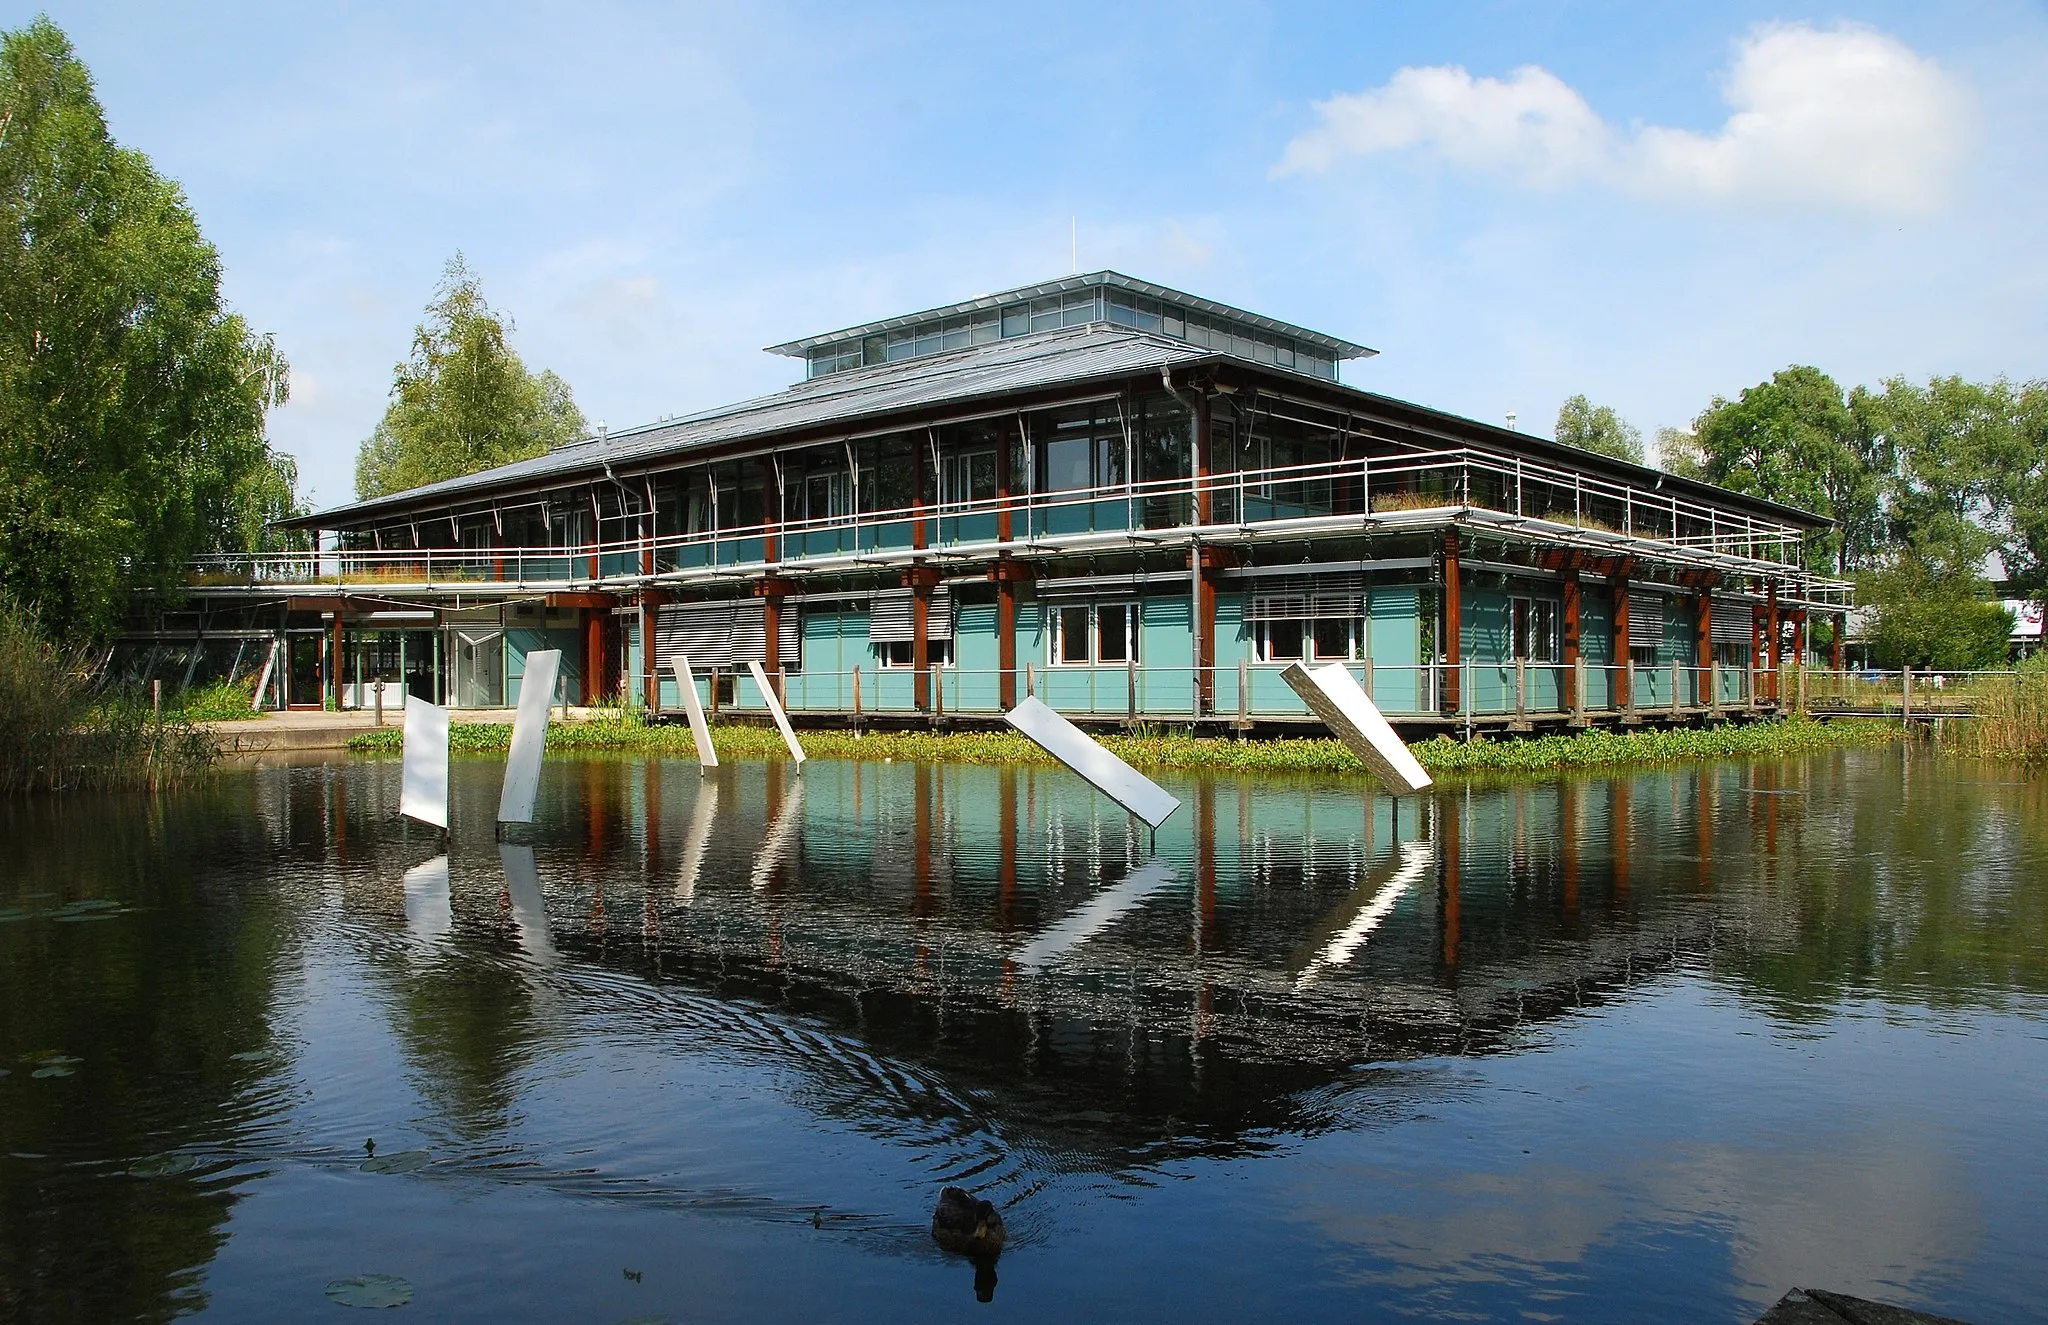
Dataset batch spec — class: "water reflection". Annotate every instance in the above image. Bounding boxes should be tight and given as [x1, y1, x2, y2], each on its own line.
[3, 749, 2046, 1321]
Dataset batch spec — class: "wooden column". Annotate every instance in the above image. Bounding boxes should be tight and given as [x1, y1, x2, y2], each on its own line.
[1612, 571, 1631, 710]
[1194, 545, 1235, 716]
[1442, 530, 1462, 714]
[992, 561, 1030, 710]
[1561, 570, 1581, 713]
[906, 565, 939, 712]
[756, 576, 794, 702]
[583, 608, 605, 705]
[329, 613, 345, 709]
[1695, 587, 1713, 671]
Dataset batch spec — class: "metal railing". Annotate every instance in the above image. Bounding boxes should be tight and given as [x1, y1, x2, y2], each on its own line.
[186, 447, 1844, 602]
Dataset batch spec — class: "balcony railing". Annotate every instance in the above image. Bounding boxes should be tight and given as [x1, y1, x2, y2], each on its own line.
[188, 447, 1840, 601]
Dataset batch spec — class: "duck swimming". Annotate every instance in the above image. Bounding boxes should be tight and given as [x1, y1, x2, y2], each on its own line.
[931, 1186, 1007, 1258]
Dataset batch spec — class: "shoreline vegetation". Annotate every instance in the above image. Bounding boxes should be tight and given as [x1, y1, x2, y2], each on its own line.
[1, 600, 217, 794]
[344, 711, 1909, 777]
[1939, 659, 2048, 762]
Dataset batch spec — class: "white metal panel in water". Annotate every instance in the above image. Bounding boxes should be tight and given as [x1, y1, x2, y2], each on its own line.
[671, 655, 718, 769]
[1279, 662, 1432, 796]
[399, 696, 451, 829]
[747, 660, 807, 765]
[1003, 696, 1181, 828]
[497, 649, 560, 823]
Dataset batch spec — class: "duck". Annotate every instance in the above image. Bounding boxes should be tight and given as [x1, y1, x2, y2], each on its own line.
[930, 1186, 1007, 1258]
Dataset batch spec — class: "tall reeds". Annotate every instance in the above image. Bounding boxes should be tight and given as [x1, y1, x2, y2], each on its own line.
[1944, 659, 2048, 762]
[0, 598, 216, 793]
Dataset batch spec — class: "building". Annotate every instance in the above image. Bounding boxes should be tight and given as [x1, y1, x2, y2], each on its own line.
[139, 271, 1849, 729]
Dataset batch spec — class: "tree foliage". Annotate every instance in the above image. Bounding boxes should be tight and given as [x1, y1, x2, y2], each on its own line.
[1553, 394, 1643, 464]
[354, 257, 583, 500]
[1686, 367, 1878, 574]
[0, 18, 296, 641]
[1861, 556, 2014, 671]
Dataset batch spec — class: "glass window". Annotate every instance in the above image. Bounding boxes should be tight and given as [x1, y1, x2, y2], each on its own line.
[1030, 297, 1062, 332]
[883, 328, 914, 362]
[941, 317, 969, 351]
[809, 349, 835, 378]
[1097, 604, 1130, 663]
[1045, 436, 1091, 492]
[1062, 289, 1097, 326]
[1106, 289, 1138, 326]
[862, 335, 884, 366]
[1001, 304, 1029, 337]
[1264, 619, 1305, 662]
[970, 311, 1000, 344]
[879, 640, 913, 668]
[912, 323, 941, 356]
[1529, 600, 1556, 662]
[1135, 297, 1162, 333]
[1057, 606, 1091, 664]
[1162, 308, 1185, 338]
[1313, 618, 1352, 661]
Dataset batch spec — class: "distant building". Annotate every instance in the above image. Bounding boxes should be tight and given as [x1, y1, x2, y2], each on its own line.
[135, 272, 1848, 727]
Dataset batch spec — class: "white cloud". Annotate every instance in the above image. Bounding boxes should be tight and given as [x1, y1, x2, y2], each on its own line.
[1276, 23, 1970, 213]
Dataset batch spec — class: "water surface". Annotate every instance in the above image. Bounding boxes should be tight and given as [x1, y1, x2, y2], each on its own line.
[2, 749, 2045, 1322]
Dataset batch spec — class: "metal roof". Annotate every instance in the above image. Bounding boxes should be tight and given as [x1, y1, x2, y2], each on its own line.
[297, 325, 1213, 526]
[762, 270, 1377, 360]
[293, 320, 1830, 533]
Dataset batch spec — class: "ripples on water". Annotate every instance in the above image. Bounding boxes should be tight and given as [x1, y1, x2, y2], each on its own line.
[2, 748, 2046, 1322]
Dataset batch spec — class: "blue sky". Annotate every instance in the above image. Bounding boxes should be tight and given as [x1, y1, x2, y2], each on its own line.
[15, 1, 2048, 509]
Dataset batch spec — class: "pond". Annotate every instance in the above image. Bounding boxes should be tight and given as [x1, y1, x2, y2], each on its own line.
[2, 749, 2045, 1323]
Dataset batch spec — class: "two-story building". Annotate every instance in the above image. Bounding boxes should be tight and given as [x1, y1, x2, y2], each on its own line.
[142, 271, 1848, 730]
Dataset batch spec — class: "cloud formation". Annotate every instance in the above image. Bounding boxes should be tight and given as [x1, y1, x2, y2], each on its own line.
[1276, 23, 1969, 212]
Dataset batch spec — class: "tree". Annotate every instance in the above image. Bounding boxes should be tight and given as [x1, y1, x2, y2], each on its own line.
[0, 18, 295, 641]
[2003, 382, 2048, 611]
[1553, 394, 1643, 464]
[354, 257, 584, 499]
[1861, 555, 2013, 670]
[1852, 375, 2014, 579]
[1688, 366, 1876, 574]
[1654, 426, 1704, 478]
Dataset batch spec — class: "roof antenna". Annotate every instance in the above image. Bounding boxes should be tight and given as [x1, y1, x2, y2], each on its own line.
[1071, 216, 1077, 274]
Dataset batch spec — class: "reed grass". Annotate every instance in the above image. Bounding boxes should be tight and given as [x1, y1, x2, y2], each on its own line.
[0, 599, 217, 793]
[1941, 659, 2048, 762]
[345, 710, 1902, 777]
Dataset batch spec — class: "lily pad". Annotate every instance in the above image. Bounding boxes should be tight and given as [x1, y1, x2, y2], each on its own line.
[31, 1064, 75, 1079]
[324, 1274, 414, 1308]
[0, 908, 31, 923]
[359, 1150, 431, 1174]
[130, 1153, 199, 1177]
[51, 911, 120, 923]
[230, 1049, 279, 1064]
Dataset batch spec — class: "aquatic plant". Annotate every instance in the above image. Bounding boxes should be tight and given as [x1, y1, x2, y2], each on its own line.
[345, 711, 1903, 777]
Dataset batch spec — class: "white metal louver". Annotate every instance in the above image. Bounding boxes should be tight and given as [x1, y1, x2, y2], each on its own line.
[655, 599, 796, 669]
[867, 587, 954, 643]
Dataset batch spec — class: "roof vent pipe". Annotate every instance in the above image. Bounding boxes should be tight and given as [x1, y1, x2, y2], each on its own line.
[1505, 411, 1518, 432]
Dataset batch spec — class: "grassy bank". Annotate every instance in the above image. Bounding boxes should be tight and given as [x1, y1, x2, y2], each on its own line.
[345, 711, 1903, 777]
[1941, 659, 2048, 762]
[0, 600, 217, 794]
